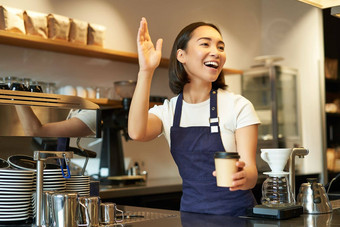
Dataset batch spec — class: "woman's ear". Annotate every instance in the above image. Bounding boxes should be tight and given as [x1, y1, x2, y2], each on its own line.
[177, 49, 186, 63]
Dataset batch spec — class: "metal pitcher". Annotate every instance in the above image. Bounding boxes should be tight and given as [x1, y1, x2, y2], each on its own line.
[297, 178, 333, 214]
[51, 192, 89, 227]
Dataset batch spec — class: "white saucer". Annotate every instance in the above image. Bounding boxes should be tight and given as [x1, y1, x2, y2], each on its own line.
[263, 171, 289, 177]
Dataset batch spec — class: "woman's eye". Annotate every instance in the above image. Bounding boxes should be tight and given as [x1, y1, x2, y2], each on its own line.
[200, 43, 209, 47]
[218, 46, 225, 51]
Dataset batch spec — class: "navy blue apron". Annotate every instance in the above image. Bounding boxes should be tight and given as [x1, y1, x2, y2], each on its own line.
[170, 90, 256, 216]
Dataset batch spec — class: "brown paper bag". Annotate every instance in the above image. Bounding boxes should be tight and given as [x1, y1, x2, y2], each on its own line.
[87, 23, 106, 47]
[23, 10, 48, 38]
[47, 13, 70, 41]
[0, 5, 25, 34]
[69, 18, 88, 44]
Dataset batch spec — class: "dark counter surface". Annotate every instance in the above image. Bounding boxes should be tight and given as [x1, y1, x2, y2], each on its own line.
[118, 203, 340, 227]
[99, 177, 182, 199]
[4, 201, 340, 226]
[99, 173, 319, 200]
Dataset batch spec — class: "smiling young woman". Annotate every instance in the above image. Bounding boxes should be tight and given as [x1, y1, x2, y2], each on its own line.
[128, 17, 260, 216]
[176, 25, 226, 100]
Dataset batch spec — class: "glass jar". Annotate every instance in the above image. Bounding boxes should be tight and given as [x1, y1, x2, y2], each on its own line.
[37, 81, 46, 93]
[9, 76, 27, 91]
[45, 82, 56, 94]
[29, 80, 43, 93]
[261, 173, 295, 207]
[4, 76, 18, 88]
[0, 77, 10, 90]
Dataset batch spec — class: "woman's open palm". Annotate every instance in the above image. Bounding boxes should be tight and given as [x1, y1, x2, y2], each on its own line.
[137, 17, 163, 73]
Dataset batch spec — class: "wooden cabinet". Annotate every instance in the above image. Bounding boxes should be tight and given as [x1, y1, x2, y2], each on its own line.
[325, 79, 340, 147]
[323, 9, 340, 173]
[323, 9, 340, 148]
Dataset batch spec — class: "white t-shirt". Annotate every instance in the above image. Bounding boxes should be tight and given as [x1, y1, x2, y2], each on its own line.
[67, 109, 97, 134]
[149, 89, 260, 153]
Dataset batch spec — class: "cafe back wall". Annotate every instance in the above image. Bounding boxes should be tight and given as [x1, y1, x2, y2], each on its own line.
[0, 0, 325, 180]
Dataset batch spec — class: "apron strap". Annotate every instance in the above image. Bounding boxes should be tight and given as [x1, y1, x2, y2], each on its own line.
[173, 93, 183, 127]
[173, 90, 219, 133]
[210, 90, 219, 133]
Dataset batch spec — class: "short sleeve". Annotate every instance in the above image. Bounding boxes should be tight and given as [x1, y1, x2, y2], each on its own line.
[235, 96, 261, 129]
[70, 109, 97, 134]
[148, 97, 177, 144]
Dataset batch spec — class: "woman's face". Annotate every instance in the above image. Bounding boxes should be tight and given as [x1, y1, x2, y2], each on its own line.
[177, 26, 226, 85]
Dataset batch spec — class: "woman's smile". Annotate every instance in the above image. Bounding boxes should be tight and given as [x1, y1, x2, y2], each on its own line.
[178, 25, 226, 84]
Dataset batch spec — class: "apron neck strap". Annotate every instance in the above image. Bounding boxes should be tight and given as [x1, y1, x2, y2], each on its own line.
[173, 93, 183, 127]
[173, 89, 219, 129]
[209, 89, 219, 133]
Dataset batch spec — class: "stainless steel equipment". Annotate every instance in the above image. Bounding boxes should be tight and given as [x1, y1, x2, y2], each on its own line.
[242, 57, 301, 173]
[78, 196, 100, 226]
[289, 148, 309, 199]
[40, 191, 55, 226]
[0, 89, 98, 109]
[0, 89, 99, 137]
[50, 192, 89, 227]
[34, 151, 74, 227]
[0, 89, 99, 226]
[297, 178, 333, 214]
[100, 202, 124, 225]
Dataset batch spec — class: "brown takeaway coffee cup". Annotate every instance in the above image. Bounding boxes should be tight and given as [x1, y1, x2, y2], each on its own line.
[214, 152, 240, 187]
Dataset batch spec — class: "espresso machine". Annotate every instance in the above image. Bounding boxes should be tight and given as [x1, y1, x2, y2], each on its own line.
[99, 100, 130, 178]
[98, 81, 147, 185]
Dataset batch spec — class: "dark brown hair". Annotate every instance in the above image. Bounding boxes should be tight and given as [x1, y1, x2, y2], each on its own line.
[168, 22, 227, 94]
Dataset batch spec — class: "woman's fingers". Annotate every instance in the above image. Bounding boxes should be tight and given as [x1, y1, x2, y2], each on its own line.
[229, 177, 246, 191]
[155, 38, 163, 53]
[138, 17, 151, 43]
[143, 18, 151, 42]
[236, 161, 245, 168]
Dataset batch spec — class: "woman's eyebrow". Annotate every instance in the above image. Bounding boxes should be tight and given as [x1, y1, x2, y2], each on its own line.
[197, 37, 225, 45]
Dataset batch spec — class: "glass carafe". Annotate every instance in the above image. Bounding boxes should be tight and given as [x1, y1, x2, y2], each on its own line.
[261, 173, 295, 207]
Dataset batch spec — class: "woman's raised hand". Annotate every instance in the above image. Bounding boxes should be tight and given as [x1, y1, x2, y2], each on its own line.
[137, 17, 163, 73]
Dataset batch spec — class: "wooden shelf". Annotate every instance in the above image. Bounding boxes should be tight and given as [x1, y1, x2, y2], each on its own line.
[0, 30, 242, 74]
[326, 112, 340, 118]
[87, 98, 160, 108]
[326, 78, 340, 92]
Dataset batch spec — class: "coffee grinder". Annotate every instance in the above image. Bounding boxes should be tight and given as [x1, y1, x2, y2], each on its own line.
[247, 148, 306, 219]
[99, 81, 136, 183]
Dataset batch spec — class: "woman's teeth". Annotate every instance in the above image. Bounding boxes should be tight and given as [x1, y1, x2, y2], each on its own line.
[204, 61, 218, 69]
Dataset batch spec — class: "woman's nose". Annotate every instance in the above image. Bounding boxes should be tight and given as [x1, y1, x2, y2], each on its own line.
[209, 47, 220, 57]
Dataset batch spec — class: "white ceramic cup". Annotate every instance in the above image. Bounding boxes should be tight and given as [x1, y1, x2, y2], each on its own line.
[86, 87, 96, 99]
[76, 86, 88, 98]
[214, 152, 240, 187]
[62, 85, 76, 96]
[260, 148, 291, 172]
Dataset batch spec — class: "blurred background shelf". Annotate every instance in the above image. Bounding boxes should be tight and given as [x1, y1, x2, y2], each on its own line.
[0, 31, 242, 74]
[87, 98, 162, 108]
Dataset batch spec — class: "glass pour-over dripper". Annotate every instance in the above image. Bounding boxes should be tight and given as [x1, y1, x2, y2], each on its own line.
[260, 148, 295, 207]
[261, 172, 295, 207]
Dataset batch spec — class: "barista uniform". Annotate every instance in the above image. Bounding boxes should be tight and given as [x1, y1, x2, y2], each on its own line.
[149, 89, 260, 216]
[57, 109, 96, 151]
[67, 109, 97, 134]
